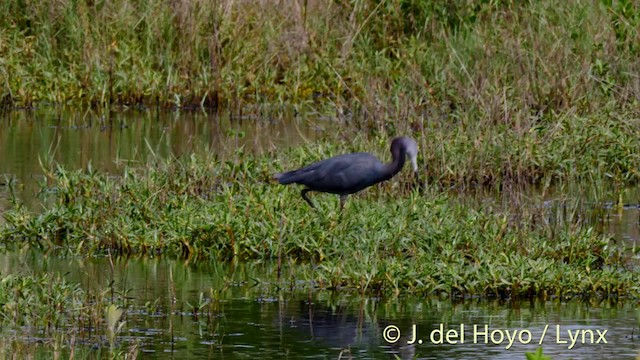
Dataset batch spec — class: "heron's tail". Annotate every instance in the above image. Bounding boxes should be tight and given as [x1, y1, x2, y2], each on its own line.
[273, 170, 301, 184]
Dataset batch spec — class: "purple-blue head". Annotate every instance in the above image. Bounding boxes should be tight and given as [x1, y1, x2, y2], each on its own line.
[390, 136, 419, 174]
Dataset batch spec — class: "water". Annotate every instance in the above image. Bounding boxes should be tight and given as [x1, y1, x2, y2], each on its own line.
[454, 181, 640, 254]
[0, 251, 638, 359]
[0, 107, 326, 209]
[1, 109, 640, 358]
[3, 108, 640, 249]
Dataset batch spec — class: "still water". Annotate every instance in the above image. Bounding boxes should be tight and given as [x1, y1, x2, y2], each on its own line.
[1, 108, 639, 359]
[1, 251, 638, 359]
[0, 107, 327, 210]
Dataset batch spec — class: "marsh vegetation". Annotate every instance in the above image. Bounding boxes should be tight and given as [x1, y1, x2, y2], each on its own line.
[1, 147, 639, 300]
[1, 0, 640, 358]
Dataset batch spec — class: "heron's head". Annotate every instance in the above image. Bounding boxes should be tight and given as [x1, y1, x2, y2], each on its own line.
[391, 136, 419, 174]
[391, 136, 423, 193]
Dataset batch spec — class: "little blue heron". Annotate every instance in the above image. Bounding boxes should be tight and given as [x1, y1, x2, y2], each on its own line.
[274, 136, 420, 210]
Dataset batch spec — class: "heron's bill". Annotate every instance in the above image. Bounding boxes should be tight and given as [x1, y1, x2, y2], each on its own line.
[410, 156, 418, 173]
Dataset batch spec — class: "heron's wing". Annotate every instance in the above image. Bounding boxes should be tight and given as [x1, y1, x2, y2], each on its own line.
[276, 154, 354, 183]
[287, 153, 383, 192]
[274, 157, 330, 184]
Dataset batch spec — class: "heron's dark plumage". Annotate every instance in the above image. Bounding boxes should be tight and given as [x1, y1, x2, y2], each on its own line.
[275, 137, 419, 210]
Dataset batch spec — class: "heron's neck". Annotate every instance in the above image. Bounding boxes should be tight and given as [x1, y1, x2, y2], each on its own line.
[382, 150, 406, 179]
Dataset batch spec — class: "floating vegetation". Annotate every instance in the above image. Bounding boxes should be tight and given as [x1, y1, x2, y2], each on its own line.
[1, 147, 638, 300]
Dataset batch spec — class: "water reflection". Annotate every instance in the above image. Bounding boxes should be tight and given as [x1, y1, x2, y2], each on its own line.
[3, 109, 640, 249]
[0, 108, 324, 209]
[1, 109, 640, 359]
[454, 182, 640, 256]
[0, 251, 638, 359]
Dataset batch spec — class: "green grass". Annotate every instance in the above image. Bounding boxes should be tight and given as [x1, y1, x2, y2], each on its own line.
[1, 0, 639, 119]
[3, 0, 640, 195]
[0, 272, 138, 359]
[1, 145, 638, 299]
[418, 111, 640, 187]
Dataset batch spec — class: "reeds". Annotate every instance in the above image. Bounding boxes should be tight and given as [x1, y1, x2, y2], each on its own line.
[0, 0, 638, 118]
[0, 272, 138, 359]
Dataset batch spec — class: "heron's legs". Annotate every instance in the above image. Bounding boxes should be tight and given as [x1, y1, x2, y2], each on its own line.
[339, 194, 348, 212]
[414, 172, 425, 194]
[301, 189, 316, 209]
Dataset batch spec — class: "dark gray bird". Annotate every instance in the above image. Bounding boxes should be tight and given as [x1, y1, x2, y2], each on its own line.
[274, 137, 419, 210]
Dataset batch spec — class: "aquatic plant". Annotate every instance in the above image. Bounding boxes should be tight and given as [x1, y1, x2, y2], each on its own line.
[105, 304, 125, 349]
[1, 150, 638, 300]
[526, 347, 552, 360]
[1, 0, 639, 121]
[0, 272, 138, 359]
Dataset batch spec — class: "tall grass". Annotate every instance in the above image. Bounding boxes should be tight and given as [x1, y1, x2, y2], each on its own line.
[3, 1, 639, 193]
[0, 272, 139, 359]
[0, 0, 638, 117]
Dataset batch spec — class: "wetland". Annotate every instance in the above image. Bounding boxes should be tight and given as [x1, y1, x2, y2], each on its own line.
[1, 108, 639, 359]
[2, 0, 640, 358]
